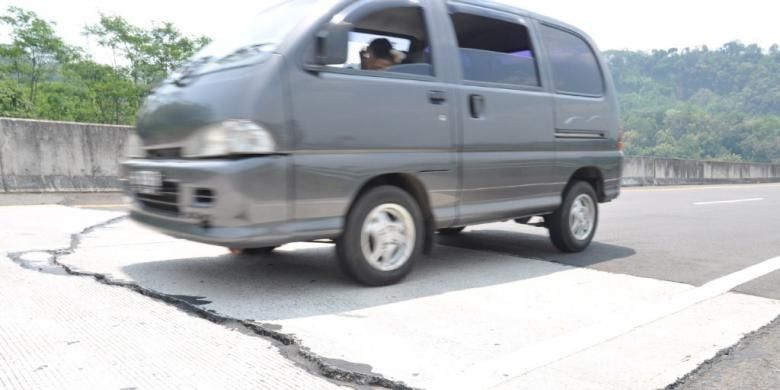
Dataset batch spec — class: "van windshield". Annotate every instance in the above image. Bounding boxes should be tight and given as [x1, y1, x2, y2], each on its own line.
[195, 0, 332, 61]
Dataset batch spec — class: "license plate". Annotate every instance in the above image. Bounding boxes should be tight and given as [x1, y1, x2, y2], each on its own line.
[129, 171, 163, 195]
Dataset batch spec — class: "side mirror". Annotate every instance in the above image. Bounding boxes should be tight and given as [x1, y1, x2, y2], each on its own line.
[315, 22, 352, 65]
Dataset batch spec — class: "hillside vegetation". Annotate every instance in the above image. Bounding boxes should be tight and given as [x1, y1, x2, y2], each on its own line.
[608, 43, 780, 162]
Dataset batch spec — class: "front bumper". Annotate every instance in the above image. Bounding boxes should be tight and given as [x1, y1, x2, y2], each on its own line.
[122, 156, 289, 247]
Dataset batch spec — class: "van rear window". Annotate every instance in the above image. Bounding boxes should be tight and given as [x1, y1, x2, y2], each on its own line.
[540, 25, 605, 96]
[449, 13, 540, 88]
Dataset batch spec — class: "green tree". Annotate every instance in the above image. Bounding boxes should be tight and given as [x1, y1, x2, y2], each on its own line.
[0, 6, 73, 106]
[66, 60, 141, 124]
[84, 15, 210, 88]
[0, 6, 209, 124]
[0, 78, 32, 117]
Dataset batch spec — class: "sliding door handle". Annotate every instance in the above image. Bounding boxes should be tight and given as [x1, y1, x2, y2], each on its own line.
[469, 94, 485, 118]
[428, 90, 447, 105]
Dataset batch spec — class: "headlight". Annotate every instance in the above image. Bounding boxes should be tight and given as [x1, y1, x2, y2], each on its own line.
[123, 132, 146, 159]
[183, 120, 276, 158]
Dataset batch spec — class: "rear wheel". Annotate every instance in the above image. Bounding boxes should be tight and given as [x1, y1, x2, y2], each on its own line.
[337, 186, 424, 286]
[547, 181, 599, 253]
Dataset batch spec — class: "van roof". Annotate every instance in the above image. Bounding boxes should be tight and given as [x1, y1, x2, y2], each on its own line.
[450, 0, 592, 42]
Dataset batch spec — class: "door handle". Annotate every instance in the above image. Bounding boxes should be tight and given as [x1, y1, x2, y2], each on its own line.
[469, 94, 485, 118]
[428, 90, 447, 105]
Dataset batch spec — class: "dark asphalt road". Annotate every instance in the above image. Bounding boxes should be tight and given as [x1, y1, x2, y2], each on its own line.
[441, 183, 780, 300]
[671, 314, 780, 390]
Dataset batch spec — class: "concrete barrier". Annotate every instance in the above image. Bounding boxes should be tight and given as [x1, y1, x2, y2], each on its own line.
[621, 157, 780, 186]
[2, 118, 779, 193]
[0, 118, 132, 193]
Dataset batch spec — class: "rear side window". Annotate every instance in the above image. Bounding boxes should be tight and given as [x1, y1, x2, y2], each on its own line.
[449, 13, 540, 87]
[540, 25, 604, 96]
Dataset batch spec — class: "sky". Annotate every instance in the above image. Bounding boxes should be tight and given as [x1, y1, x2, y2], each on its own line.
[1, 0, 778, 62]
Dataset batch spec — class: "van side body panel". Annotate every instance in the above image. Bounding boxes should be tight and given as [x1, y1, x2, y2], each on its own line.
[531, 16, 623, 202]
[454, 1, 623, 203]
[286, 0, 460, 232]
[440, 3, 561, 225]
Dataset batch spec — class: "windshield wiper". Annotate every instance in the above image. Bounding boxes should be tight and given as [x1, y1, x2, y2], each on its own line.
[172, 56, 214, 87]
[218, 43, 275, 64]
[168, 43, 275, 87]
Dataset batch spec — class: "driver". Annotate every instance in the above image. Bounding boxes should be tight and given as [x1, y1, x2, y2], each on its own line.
[360, 38, 395, 71]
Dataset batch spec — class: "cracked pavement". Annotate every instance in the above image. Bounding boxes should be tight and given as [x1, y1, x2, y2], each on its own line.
[9, 217, 411, 389]
[0, 207, 348, 390]
[2, 183, 780, 389]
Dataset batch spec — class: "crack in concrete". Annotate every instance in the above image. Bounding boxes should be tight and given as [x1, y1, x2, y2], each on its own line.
[7, 216, 415, 390]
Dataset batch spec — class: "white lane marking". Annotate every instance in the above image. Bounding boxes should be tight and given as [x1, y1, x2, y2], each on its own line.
[695, 257, 780, 297]
[72, 204, 128, 209]
[0, 204, 127, 209]
[428, 256, 780, 390]
[694, 198, 764, 205]
[624, 183, 780, 192]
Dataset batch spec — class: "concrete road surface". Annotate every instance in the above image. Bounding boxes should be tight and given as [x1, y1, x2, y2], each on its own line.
[2, 183, 779, 389]
[0, 207, 343, 390]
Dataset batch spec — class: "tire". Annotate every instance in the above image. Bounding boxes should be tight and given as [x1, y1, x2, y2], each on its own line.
[547, 181, 599, 253]
[336, 186, 424, 286]
[437, 226, 465, 235]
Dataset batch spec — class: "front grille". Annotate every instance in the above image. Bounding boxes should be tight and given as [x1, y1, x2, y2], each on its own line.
[194, 188, 215, 205]
[136, 181, 180, 214]
[146, 148, 182, 159]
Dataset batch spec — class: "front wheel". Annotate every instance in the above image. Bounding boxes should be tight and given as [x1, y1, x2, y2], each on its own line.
[337, 186, 424, 286]
[547, 181, 599, 253]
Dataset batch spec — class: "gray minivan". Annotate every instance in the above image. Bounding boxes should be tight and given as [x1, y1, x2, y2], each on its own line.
[122, 0, 623, 286]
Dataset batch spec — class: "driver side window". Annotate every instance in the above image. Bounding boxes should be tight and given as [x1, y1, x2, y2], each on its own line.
[327, 5, 434, 77]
